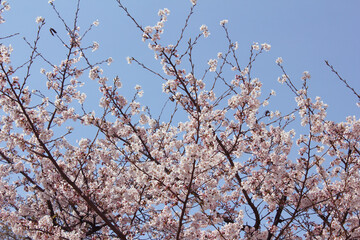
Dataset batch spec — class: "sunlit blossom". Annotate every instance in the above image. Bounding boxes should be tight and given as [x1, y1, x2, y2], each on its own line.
[301, 71, 311, 80]
[107, 57, 113, 65]
[220, 19, 228, 26]
[35, 16, 44, 23]
[93, 19, 99, 26]
[208, 59, 217, 72]
[261, 43, 271, 51]
[252, 42, 259, 50]
[92, 41, 99, 52]
[200, 24, 210, 38]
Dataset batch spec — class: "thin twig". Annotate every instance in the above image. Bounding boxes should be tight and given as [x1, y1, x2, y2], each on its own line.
[325, 60, 360, 99]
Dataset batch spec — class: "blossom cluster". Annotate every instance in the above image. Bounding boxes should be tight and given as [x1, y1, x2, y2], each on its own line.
[0, 1, 359, 240]
[0, 1, 10, 24]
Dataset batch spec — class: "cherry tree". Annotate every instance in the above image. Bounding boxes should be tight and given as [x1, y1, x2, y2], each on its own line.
[0, 0, 359, 239]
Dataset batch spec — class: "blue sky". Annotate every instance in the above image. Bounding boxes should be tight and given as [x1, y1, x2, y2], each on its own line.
[1, 0, 359, 123]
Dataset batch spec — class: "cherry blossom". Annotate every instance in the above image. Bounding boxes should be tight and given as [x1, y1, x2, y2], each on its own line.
[200, 24, 210, 38]
[35, 16, 45, 23]
[275, 57, 283, 65]
[93, 19, 99, 26]
[0, 1, 359, 239]
[220, 19, 228, 26]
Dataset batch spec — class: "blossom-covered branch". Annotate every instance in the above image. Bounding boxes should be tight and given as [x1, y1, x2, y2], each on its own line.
[0, 0, 359, 239]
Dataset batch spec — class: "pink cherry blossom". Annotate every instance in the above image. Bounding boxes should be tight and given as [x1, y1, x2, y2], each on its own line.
[0, 1, 358, 240]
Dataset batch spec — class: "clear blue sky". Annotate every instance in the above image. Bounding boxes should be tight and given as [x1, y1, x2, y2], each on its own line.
[1, 0, 359, 123]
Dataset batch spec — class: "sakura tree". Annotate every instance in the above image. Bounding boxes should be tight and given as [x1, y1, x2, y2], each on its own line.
[0, 0, 359, 239]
